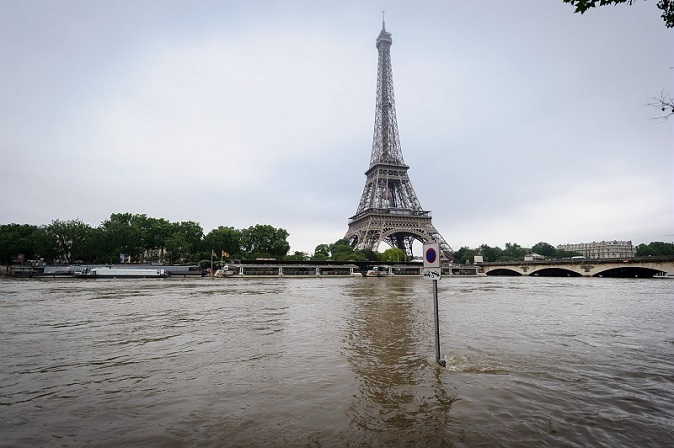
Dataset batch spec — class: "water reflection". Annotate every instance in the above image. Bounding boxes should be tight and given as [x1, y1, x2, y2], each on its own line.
[342, 277, 457, 445]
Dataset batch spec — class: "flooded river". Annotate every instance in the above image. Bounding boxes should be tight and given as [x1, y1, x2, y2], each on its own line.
[1, 276, 672, 447]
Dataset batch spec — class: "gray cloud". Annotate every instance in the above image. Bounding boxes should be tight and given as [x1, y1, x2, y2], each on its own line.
[1, 1, 671, 254]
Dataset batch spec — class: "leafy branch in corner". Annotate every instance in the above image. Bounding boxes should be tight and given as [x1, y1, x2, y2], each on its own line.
[563, 0, 674, 28]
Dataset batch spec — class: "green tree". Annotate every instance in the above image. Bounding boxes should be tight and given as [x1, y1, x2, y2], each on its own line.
[203, 226, 242, 259]
[133, 215, 172, 262]
[501, 242, 528, 261]
[31, 226, 60, 262]
[557, 249, 583, 258]
[46, 219, 97, 263]
[77, 226, 104, 262]
[285, 251, 309, 261]
[240, 224, 290, 258]
[479, 244, 503, 262]
[356, 248, 380, 261]
[380, 247, 405, 262]
[331, 239, 357, 261]
[531, 242, 557, 259]
[563, 0, 674, 28]
[312, 238, 362, 261]
[311, 252, 330, 261]
[635, 241, 674, 256]
[100, 213, 144, 262]
[0, 224, 41, 263]
[313, 244, 331, 258]
[453, 246, 477, 265]
[164, 232, 189, 264]
[170, 221, 204, 261]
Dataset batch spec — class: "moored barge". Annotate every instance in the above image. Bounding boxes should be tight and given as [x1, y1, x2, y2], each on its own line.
[73, 266, 169, 278]
[213, 262, 484, 278]
[214, 263, 362, 278]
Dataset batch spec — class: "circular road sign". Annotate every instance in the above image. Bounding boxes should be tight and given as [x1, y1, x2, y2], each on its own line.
[423, 243, 441, 268]
[425, 247, 437, 264]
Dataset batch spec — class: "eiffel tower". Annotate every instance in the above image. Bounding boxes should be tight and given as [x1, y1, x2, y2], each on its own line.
[345, 20, 453, 260]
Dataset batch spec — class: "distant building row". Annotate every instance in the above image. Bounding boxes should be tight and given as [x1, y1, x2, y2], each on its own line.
[557, 241, 636, 259]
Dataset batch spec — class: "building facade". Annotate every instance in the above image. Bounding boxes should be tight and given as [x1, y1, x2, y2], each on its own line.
[556, 241, 636, 259]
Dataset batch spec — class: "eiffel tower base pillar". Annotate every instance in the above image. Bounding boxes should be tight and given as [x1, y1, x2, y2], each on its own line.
[345, 211, 453, 260]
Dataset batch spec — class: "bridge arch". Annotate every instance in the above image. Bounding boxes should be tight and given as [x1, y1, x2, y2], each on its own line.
[530, 268, 582, 277]
[485, 268, 521, 276]
[593, 266, 663, 278]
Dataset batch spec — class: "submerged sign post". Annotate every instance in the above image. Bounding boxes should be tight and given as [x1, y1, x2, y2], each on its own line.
[423, 243, 445, 367]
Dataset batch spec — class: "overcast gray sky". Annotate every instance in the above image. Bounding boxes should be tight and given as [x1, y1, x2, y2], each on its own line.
[1, 0, 672, 255]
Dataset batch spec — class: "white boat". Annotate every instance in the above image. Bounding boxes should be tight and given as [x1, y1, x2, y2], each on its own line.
[74, 266, 169, 278]
[365, 264, 485, 277]
[365, 266, 392, 277]
[214, 265, 238, 277]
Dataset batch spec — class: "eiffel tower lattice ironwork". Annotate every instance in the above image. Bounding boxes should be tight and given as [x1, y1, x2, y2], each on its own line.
[345, 20, 453, 259]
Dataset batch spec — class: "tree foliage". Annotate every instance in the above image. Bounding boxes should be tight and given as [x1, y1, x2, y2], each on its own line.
[100, 213, 144, 262]
[531, 242, 558, 258]
[0, 224, 43, 264]
[500, 242, 527, 262]
[556, 249, 584, 258]
[635, 241, 674, 256]
[135, 216, 173, 260]
[47, 219, 98, 263]
[314, 244, 331, 258]
[240, 224, 290, 258]
[171, 221, 204, 257]
[454, 242, 584, 263]
[285, 251, 309, 261]
[203, 226, 242, 259]
[330, 239, 358, 261]
[311, 238, 378, 261]
[0, 213, 292, 265]
[453, 246, 478, 265]
[563, 0, 674, 27]
[5, 214, 668, 266]
[380, 248, 406, 262]
[479, 244, 503, 263]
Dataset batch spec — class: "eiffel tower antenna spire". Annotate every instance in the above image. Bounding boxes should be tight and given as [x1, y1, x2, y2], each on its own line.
[345, 20, 453, 260]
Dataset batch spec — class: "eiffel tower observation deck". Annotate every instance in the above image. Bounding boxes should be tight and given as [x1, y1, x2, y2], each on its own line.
[345, 20, 453, 260]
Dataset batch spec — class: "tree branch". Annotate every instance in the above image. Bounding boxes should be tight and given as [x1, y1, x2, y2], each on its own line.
[647, 90, 674, 120]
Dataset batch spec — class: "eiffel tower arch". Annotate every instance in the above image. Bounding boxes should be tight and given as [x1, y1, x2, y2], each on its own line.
[345, 20, 453, 260]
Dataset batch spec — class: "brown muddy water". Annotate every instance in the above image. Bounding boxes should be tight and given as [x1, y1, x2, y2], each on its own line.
[1, 276, 672, 447]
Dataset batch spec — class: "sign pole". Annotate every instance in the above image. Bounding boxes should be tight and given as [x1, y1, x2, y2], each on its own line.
[433, 279, 444, 367]
[432, 278, 445, 367]
[423, 243, 445, 367]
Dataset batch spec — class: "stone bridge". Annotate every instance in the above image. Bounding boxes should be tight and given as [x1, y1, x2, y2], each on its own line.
[478, 256, 674, 278]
